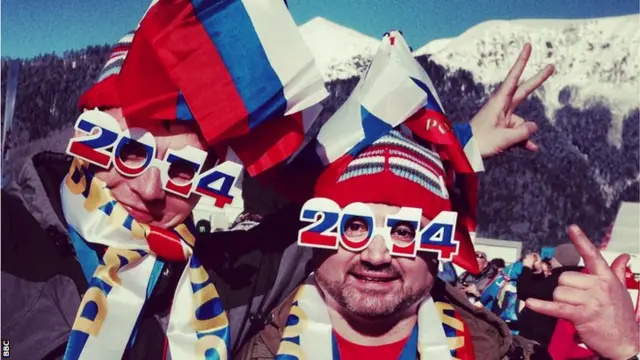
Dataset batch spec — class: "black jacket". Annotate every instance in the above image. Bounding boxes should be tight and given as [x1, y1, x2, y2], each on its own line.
[1, 151, 312, 360]
[516, 265, 583, 349]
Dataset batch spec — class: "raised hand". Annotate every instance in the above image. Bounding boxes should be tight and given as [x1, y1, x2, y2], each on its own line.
[526, 225, 640, 360]
[470, 43, 555, 158]
[522, 252, 540, 269]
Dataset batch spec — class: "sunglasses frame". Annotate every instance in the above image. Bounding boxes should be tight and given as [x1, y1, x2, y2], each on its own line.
[66, 109, 241, 207]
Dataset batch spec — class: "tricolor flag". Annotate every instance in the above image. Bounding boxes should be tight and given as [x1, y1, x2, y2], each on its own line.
[274, 31, 436, 200]
[118, 0, 328, 175]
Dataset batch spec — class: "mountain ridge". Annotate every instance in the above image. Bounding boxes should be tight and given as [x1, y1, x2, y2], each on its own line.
[1, 15, 637, 249]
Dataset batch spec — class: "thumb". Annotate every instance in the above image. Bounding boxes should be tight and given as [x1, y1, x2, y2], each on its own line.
[610, 253, 630, 284]
[500, 122, 537, 146]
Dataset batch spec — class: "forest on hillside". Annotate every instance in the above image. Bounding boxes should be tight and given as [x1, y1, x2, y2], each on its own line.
[1, 46, 638, 251]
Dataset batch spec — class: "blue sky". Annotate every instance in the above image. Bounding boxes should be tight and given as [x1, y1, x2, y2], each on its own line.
[2, 0, 638, 59]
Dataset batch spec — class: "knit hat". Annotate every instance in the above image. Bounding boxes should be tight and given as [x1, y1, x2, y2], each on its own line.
[78, 31, 134, 110]
[315, 129, 451, 221]
[553, 243, 582, 266]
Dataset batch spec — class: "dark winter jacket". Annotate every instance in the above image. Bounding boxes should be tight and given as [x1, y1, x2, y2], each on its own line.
[236, 279, 552, 360]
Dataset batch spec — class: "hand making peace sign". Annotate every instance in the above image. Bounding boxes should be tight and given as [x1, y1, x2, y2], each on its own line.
[526, 225, 640, 360]
[470, 43, 555, 158]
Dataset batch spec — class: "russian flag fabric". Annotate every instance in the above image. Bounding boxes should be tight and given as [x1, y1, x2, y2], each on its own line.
[117, 0, 328, 175]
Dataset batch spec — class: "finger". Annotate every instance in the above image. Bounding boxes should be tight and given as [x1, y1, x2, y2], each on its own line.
[498, 43, 532, 98]
[526, 298, 581, 321]
[511, 64, 555, 109]
[508, 114, 525, 127]
[500, 122, 538, 149]
[525, 140, 539, 152]
[568, 225, 610, 276]
[553, 286, 589, 306]
[559, 271, 600, 290]
[610, 253, 631, 284]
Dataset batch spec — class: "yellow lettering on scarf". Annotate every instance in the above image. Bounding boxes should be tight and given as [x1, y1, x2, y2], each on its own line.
[189, 263, 210, 284]
[189, 265, 228, 331]
[93, 265, 120, 287]
[195, 335, 227, 360]
[281, 306, 306, 337]
[104, 205, 148, 240]
[175, 224, 196, 247]
[84, 177, 111, 212]
[277, 341, 305, 359]
[73, 287, 108, 337]
[192, 284, 228, 331]
[104, 248, 143, 268]
[448, 336, 464, 350]
[435, 302, 465, 331]
[131, 222, 149, 240]
[107, 204, 130, 229]
[65, 161, 88, 195]
[94, 248, 144, 286]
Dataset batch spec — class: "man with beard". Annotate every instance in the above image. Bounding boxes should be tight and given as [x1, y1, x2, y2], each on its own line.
[237, 127, 542, 359]
[236, 30, 640, 360]
[236, 30, 548, 360]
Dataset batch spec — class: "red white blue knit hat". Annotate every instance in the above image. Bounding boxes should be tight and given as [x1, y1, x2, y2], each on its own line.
[316, 128, 451, 221]
[78, 31, 134, 109]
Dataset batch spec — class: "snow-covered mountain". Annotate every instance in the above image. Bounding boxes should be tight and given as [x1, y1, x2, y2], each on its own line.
[300, 17, 379, 81]
[414, 15, 640, 146]
[300, 15, 640, 146]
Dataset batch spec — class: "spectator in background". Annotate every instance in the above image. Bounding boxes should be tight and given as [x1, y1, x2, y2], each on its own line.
[490, 257, 506, 271]
[539, 259, 552, 277]
[196, 219, 212, 234]
[517, 244, 582, 349]
[457, 251, 500, 302]
[437, 261, 458, 286]
[526, 225, 639, 360]
[479, 260, 526, 334]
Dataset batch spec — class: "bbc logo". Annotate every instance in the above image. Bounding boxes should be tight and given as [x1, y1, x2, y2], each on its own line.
[1, 339, 9, 358]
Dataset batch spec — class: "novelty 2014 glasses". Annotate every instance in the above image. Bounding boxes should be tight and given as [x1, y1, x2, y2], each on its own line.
[65, 110, 242, 208]
[298, 197, 460, 260]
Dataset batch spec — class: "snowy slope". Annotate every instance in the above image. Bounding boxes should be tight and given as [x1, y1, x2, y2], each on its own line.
[413, 15, 640, 146]
[300, 17, 380, 81]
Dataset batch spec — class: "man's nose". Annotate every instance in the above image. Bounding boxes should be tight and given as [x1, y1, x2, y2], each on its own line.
[129, 168, 165, 202]
[359, 235, 392, 266]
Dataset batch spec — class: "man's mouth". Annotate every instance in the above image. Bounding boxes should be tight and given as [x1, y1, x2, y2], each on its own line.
[121, 203, 158, 223]
[349, 272, 400, 283]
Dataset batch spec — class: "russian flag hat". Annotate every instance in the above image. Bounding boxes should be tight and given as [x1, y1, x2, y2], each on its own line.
[288, 31, 481, 273]
[78, 0, 328, 175]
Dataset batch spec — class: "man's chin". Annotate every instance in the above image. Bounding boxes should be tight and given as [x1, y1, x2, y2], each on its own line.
[340, 288, 403, 319]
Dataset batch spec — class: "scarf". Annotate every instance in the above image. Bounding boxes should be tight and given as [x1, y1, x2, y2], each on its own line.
[275, 276, 475, 360]
[61, 159, 229, 360]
